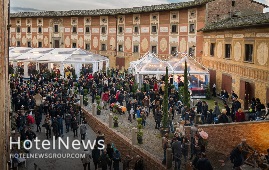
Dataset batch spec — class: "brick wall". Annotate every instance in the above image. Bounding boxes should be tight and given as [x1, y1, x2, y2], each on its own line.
[186, 121, 269, 156]
[207, 0, 264, 23]
[82, 108, 166, 170]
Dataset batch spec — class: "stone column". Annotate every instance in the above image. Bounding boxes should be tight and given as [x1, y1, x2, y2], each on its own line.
[166, 148, 172, 169]
[80, 95, 83, 107]
[132, 127, 137, 145]
[23, 61, 29, 78]
[92, 103, 97, 115]
[109, 113, 113, 128]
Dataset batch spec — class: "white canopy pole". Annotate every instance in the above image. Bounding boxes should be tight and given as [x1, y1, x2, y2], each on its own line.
[60, 62, 64, 78]
[75, 64, 80, 79]
[23, 62, 29, 78]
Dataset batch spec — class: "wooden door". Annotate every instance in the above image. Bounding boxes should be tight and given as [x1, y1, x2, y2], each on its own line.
[116, 57, 125, 70]
[239, 80, 245, 101]
[243, 81, 255, 110]
[54, 40, 60, 48]
[221, 74, 232, 93]
[209, 69, 216, 89]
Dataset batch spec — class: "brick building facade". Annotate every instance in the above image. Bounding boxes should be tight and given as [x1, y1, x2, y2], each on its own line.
[0, 0, 10, 169]
[9, 0, 268, 107]
[201, 12, 269, 108]
[10, 0, 266, 69]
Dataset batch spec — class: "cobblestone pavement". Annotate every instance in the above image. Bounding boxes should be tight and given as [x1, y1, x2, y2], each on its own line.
[20, 116, 97, 170]
[84, 99, 257, 170]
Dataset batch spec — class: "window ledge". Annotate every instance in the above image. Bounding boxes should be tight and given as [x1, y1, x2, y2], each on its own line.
[224, 57, 231, 60]
[243, 61, 254, 64]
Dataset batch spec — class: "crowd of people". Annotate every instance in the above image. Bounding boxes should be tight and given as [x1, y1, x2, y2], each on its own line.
[9, 66, 269, 170]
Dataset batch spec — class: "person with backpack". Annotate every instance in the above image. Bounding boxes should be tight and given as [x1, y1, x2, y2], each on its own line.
[112, 150, 121, 170]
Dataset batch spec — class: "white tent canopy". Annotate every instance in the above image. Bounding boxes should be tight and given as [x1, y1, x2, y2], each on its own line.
[130, 52, 210, 89]
[130, 52, 209, 75]
[9, 47, 109, 78]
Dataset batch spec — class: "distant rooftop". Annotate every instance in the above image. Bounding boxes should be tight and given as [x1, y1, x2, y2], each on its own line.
[201, 12, 269, 32]
[10, 0, 214, 18]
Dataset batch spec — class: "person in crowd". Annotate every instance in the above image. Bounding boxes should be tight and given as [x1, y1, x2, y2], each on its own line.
[195, 100, 202, 115]
[112, 150, 121, 170]
[231, 97, 241, 121]
[230, 144, 244, 169]
[81, 149, 91, 170]
[65, 112, 72, 133]
[99, 150, 110, 170]
[182, 136, 189, 164]
[162, 133, 169, 164]
[92, 145, 100, 170]
[190, 124, 198, 160]
[134, 155, 144, 170]
[57, 115, 63, 136]
[235, 108, 245, 122]
[201, 101, 208, 124]
[122, 155, 132, 170]
[212, 101, 220, 123]
[212, 84, 216, 97]
[35, 111, 42, 132]
[172, 137, 182, 170]
[218, 109, 229, 123]
[71, 117, 79, 137]
[96, 131, 105, 150]
[106, 143, 114, 170]
[80, 121, 87, 142]
[196, 152, 213, 170]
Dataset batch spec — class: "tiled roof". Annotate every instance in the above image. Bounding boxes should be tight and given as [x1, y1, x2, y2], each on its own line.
[251, 0, 268, 7]
[201, 12, 269, 31]
[10, 0, 213, 18]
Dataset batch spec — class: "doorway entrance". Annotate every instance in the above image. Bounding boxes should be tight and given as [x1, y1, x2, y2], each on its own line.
[239, 80, 255, 110]
[54, 40, 60, 48]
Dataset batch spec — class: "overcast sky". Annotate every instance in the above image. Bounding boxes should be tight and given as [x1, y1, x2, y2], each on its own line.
[10, 0, 268, 12]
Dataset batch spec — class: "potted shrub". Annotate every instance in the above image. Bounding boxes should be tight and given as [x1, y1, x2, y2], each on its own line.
[113, 116, 119, 127]
[95, 95, 101, 115]
[137, 119, 143, 144]
[97, 105, 102, 115]
[160, 67, 170, 136]
[83, 97, 88, 106]
[137, 124, 143, 144]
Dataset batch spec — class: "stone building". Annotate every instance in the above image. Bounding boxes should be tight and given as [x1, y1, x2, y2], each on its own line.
[0, 0, 11, 169]
[9, 0, 266, 69]
[201, 12, 269, 109]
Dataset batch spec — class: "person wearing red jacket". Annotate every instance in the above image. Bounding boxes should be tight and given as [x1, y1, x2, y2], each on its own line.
[102, 91, 110, 110]
[235, 108, 245, 122]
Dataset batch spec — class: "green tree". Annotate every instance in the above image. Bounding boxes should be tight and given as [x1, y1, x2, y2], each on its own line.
[162, 67, 169, 128]
[183, 60, 190, 108]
